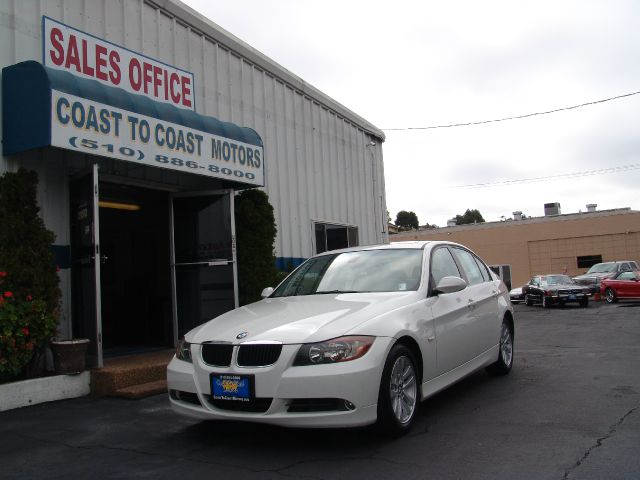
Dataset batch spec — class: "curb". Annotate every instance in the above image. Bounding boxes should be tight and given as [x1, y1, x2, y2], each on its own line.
[0, 372, 90, 412]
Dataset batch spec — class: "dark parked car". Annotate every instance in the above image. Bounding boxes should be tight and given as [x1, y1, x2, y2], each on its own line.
[523, 274, 591, 308]
[600, 270, 640, 303]
[509, 286, 525, 303]
[573, 261, 639, 293]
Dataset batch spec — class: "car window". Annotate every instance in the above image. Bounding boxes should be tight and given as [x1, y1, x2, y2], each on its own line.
[587, 263, 616, 274]
[271, 249, 424, 296]
[451, 247, 485, 286]
[473, 256, 491, 282]
[430, 247, 461, 287]
[618, 272, 636, 281]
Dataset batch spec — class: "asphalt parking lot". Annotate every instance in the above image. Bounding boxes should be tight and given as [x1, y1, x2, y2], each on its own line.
[1, 301, 639, 480]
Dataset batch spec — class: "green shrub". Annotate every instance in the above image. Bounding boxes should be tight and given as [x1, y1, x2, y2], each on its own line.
[0, 169, 60, 381]
[235, 189, 279, 305]
[0, 272, 57, 380]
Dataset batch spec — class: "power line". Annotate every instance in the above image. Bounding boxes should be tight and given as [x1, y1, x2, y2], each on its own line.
[382, 90, 640, 131]
[448, 163, 640, 189]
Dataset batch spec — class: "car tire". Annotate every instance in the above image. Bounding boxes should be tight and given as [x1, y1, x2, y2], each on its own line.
[542, 295, 549, 308]
[486, 320, 514, 376]
[525, 294, 533, 306]
[376, 344, 419, 436]
[605, 288, 617, 304]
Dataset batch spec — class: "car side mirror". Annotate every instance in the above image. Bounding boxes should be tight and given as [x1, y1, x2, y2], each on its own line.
[433, 276, 467, 294]
[261, 287, 274, 298]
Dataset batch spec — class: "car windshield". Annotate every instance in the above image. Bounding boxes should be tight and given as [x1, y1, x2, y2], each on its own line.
[541, 275, 575, 286]
[271, 249, 423, 297]
[587, 263, 617, 274]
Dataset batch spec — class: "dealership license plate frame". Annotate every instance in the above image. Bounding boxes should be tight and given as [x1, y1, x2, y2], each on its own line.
[211, 373, 255, 402]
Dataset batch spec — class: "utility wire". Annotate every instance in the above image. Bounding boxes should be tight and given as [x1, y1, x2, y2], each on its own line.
[448, 163, 640, 189]
[382, 90, 640, 131]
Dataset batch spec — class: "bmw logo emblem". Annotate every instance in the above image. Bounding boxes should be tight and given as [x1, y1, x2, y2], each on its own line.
[236, 332, 248, 339]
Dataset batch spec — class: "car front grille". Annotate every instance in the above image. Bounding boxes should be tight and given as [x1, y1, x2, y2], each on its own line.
[237, 344, 283, 367]
[201, 343, 233, 366]
[207, 396, 273, 413]
[558, 289, 584, 295]
[287, 398, 352, 413]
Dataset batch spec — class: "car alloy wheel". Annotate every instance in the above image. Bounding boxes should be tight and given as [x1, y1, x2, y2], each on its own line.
[487, 320, 514, 376]
[377, 344, 419, 435]
[499, 323, 513, 367]
[605, 288, 617, 303]
[389, 355, 417, 424]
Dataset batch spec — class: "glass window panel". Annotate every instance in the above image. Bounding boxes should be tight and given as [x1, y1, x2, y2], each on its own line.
[175, 264, 235, 336]
[452, 248, 485, 286]
[173, 195, 231, 263]
[430, 247, 461, 287]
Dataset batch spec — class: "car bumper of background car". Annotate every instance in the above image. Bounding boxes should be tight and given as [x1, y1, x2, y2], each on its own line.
[166, 337, 393, 428]
[546, 293, 590, 303]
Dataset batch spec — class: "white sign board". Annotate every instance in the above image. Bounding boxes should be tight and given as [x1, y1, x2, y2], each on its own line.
[43, 17, 195, 111]
[51, 91, 264, 186]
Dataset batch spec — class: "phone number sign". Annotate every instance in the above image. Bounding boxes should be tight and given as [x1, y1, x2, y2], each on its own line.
[51, 91, 264, 186]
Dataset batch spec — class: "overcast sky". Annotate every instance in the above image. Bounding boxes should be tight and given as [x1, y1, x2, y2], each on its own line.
[182, 0, 640, 227]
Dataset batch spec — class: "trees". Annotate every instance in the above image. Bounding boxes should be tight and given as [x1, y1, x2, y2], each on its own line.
[455, 209, 485, 225]
[395, 211, 419, 230]
[234, 189, 279, 306]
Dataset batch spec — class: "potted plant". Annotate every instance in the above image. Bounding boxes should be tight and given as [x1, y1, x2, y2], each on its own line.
[50, 337, 90, 374]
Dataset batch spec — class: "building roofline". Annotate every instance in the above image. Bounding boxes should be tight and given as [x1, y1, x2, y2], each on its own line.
[394, 207, 638, 236]
[149, 0, 386, 141]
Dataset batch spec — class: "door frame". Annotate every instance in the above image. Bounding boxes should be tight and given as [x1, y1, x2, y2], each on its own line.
[70, 163, 103, 368]
[169, 189, 238, 346]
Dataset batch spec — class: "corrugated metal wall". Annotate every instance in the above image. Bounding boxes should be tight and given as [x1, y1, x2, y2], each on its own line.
[1, 0, 387, 263]
[0, 0, 386, 257]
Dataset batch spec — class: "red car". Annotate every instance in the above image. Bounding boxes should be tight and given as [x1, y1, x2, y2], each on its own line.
[600, 270, 640, 303]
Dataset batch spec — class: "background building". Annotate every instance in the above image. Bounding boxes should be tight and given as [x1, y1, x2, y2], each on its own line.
[393, 205, 640, 289]
[0, 0, 387, 367]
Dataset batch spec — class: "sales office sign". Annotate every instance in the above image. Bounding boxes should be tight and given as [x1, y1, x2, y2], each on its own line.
[43, 17, 264, 186]
[43, 16, 194, 110]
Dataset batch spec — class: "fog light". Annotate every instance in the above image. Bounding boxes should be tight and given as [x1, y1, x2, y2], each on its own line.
[344, 400, 356, 410]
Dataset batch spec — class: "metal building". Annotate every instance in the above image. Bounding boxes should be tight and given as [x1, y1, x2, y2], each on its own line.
[0, 0, 387, 367]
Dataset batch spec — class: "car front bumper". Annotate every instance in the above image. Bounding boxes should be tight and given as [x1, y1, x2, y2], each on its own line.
[546, 292, 590, 304]
[167, 337, 393, 428]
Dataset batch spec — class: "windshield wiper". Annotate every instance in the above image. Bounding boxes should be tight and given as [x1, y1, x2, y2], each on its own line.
[315, 290, 364, 294]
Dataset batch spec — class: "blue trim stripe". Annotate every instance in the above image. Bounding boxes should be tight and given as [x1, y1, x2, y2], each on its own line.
[275, 257, 306, 272]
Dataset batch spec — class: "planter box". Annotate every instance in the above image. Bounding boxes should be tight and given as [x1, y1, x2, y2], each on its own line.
[0, 372, 90, 412]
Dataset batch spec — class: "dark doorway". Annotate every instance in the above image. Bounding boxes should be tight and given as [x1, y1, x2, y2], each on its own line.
[99, 183, 172, 354]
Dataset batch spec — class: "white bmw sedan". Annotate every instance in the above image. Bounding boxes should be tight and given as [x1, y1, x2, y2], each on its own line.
[167, 241, 514, 435]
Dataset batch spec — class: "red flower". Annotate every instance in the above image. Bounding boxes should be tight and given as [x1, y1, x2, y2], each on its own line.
[22, 328, 29, 336]
[0, 271, 6, 277]
[3, 291, 13, 298]
[26, 295, 33, 301]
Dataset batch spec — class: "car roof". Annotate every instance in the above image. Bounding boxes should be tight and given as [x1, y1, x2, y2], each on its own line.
[313, 240, 473, 258]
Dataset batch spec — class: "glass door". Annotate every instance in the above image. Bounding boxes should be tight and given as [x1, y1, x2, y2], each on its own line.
[69, 164, 103, 367]
[171, 190, 238, 340]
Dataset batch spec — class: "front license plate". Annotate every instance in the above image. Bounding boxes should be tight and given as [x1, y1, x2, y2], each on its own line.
[211, 373, 253, 402]
[569, 295, 577, 300]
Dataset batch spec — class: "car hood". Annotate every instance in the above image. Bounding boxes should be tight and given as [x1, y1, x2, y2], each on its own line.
[544, 282, 588, 290]
[574, 272, 616, 281]
[188, 292, 416, 345]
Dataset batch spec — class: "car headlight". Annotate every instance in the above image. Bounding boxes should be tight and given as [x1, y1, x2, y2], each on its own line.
[293, 336, 374, 366]
[175, 338, 192, 363]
